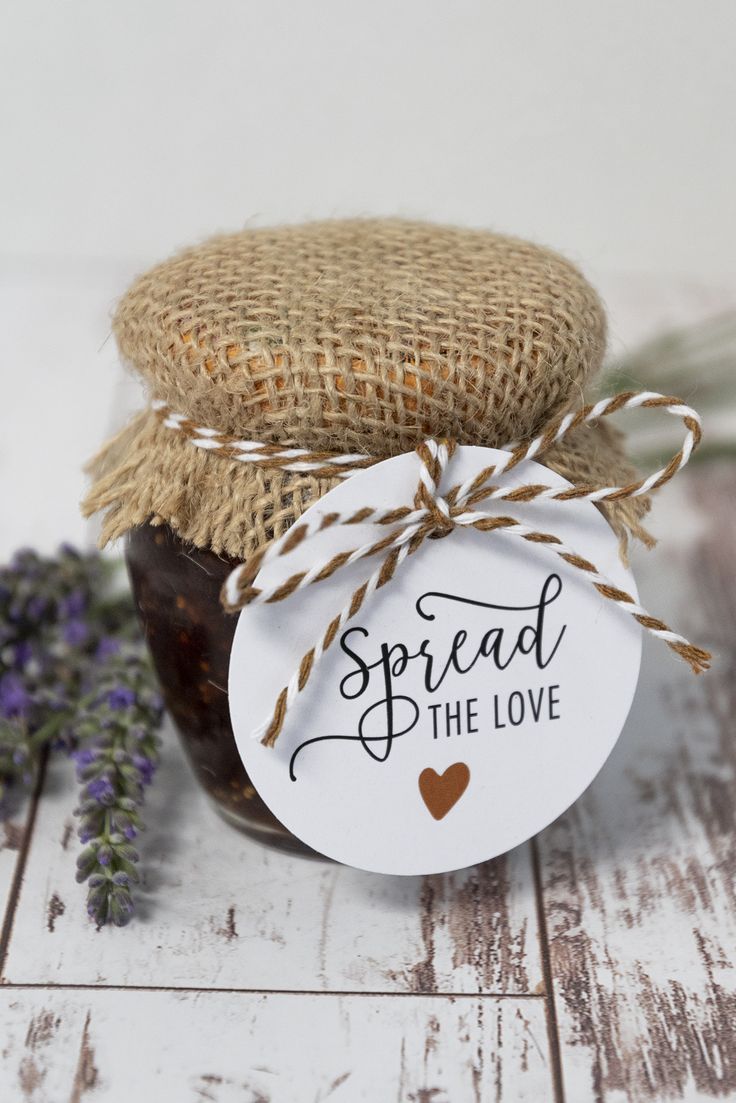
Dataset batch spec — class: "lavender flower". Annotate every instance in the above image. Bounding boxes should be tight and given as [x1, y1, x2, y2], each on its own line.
[0, 544, 164, 926]
[0, 672, 31, 718]
[72, 641, 162, 926]
[62, 619, 89, 647]
[86, 775, 116, 805]
[106, 686, 136, 710]
[95, 637, 120, 660]
[59, 589, 87, 619]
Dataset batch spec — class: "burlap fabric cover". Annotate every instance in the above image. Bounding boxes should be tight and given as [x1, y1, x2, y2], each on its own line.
[83, 219, 651, 560]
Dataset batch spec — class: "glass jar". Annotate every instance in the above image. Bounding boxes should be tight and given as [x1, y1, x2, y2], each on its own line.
[83, 218, 646, 864]
[125, 523, 315, 856]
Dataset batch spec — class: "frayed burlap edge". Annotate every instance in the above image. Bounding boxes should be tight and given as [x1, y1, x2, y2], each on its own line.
[82, 409, 653, 564]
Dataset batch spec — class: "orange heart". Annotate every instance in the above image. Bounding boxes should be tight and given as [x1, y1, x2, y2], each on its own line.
[418, 762, 470, 820]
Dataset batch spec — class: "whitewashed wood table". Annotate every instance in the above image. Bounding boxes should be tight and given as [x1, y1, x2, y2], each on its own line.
[1, 264, 734, 1101]
[0, 461, 734, 1102]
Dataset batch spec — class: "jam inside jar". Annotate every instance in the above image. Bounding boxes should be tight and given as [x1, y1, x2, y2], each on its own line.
[125, 523, 316, 856]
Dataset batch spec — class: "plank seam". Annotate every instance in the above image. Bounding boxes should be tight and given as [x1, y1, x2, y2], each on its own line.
[531, 834, 566, 1103]
[0, 981, 547, 999]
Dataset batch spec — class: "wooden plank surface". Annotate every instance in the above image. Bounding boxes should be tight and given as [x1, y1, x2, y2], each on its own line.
[3, 738, 541, 995]
[537, 463, 736, 1102]
[0, 988, 553, 1103]
[3, 466, 736, 1103]
[0, 799, 36, 967]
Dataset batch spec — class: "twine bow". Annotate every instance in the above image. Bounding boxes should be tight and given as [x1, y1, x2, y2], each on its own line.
[154, 391, 711, 747]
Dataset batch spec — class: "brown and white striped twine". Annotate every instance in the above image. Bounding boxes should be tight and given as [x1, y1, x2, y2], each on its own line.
[154, 391, 711, 746]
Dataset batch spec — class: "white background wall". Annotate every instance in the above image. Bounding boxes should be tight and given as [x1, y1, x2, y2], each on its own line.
[1, 1, 734, 555]
[2, 0, 735, 278]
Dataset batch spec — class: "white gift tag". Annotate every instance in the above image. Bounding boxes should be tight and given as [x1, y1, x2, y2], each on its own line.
[229, 447, 641, 875]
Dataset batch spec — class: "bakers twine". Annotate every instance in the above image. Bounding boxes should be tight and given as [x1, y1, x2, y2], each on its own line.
[154, 390, 711, 746]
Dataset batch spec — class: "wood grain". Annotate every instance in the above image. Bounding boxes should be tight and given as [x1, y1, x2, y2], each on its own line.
[0, 811, 29, 931]
[1, 433, 734, 1100]
[0, 989, 553, 1102]
[3, 740, 541, 995]
[0, 773, 43, 975]
[537, 464, 736, 1102]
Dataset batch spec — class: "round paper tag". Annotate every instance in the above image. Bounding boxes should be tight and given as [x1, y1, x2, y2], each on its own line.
[229, 447, 641, 875]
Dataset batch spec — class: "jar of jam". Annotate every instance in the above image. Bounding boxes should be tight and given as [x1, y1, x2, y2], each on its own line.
[83, 219, 650, 852]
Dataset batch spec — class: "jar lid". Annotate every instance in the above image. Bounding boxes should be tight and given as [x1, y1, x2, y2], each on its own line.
[113, 219, 606, 452]
[86, 220, 650, 563]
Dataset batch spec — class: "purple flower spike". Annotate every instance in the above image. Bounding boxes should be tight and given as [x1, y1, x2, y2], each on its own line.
[95, 637, 120, 660]
[106, 686, 136, 711]
[87, 775, 116, 805]
[72, 748, 97, 770]
[12, 640, 33, 669]
[27, 596, 48, 621]
[133, 753, 156, 785]
[63, 619, 89, 647]
[59, 589, 87, 618]
[0, 541, 165, 927]
[0, 672, 31, 719]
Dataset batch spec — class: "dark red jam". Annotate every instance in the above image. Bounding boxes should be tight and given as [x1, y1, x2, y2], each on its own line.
[125, 523, 315, 855]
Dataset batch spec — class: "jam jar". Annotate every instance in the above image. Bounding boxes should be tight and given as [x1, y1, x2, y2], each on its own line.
[83, 218, 648, 857]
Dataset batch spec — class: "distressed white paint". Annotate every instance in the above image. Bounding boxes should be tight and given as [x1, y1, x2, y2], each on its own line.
[0, 806, 28, 948]
[4, 736, 540, 993]
[0, 988, 552, 1103]
[538, 468, 736, 1102]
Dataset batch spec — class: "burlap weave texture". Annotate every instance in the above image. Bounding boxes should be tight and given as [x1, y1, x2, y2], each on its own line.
[83, 219, 651, 559]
